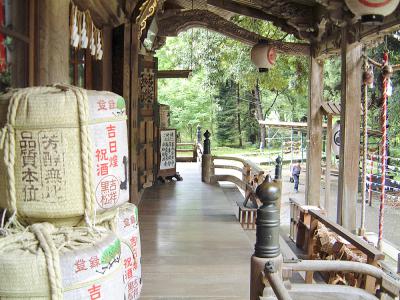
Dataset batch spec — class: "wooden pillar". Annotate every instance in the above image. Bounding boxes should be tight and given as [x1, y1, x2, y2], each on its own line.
[306, 49, 323, 206]
[129, 24, 140, 204]
[325, 114, 333, 218]
[37, 0, 69, 85]
[93, 26, 112, 91]
[337, 28, 362, 231]
[28, 0, 35, 86]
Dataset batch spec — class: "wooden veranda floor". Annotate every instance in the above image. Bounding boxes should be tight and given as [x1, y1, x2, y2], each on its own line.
[139, 163, 253, 299]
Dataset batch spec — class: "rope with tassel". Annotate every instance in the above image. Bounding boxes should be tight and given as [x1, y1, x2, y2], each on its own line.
[378, 51, 392, 250]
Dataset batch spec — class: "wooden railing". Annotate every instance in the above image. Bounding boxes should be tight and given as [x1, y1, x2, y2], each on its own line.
[176, 142, 198, 162]
[305, 209, 385, 292]
[211, 155, 265, 206]
[201, 155, 268, 229]
[262, 259, 400, 300]
[252, 191, 400, 300]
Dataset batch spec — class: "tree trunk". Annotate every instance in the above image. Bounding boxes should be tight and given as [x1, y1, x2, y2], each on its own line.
[237, 83, 243, 147]
[253, 79, 266, 151]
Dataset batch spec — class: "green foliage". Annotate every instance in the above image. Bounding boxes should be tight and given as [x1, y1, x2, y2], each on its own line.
[158, 70, 214, 141]
[366, 36, 400, 147]
[324, 57, 341, 102]
[215, 80, 239, 145]
[156, 18, 310, 145]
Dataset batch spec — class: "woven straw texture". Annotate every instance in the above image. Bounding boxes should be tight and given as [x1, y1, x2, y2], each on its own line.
[91, 203, 142, 299]
[0, 223, 124, 299]
[0, 86, 129, 226]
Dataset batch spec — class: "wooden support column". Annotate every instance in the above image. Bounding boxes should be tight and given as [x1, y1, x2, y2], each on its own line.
[37, 0, 69, 85]
[337, 28, 362, 231]
[100, 27, 112, 90]
[129, 24, 140, 204]
[28, 0, 35, 86]
[306, 48, 323, 206]
[325, 114, 333, 218]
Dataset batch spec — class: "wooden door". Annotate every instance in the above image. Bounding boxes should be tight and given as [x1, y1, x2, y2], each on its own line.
[138, 55, 159, 190]
[111, 24, 159, 202]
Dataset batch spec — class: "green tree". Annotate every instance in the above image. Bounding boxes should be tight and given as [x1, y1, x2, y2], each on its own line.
[215, 80, 239, 145]
[156, 18, 310, 147]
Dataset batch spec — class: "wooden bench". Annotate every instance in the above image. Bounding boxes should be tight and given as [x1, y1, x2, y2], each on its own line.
[306, 209, 385, 293]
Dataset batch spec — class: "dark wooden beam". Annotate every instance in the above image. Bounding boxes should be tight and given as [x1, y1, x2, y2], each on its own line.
[255, 0, 312, 20]
[130, 23, 141, 203]
[124, 0, 140, 17]
[316, 12, 400, 58]
[157, 70, 192, 79]
[0, 26, 29, 43]
[74, 0, 125, 27]
[206, 0, 300, 38]
[254, 0, 314, 30]
[360, 13, 400, 42]
[157, 10, 310, 56]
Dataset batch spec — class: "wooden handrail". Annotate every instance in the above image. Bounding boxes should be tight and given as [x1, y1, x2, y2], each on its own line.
[176, 142, 197, 162]
[212, 155, 264, 175]
[308, 209, 384, 260]
[212, 174, 247, 191]
[177, 142, 196, 147]
[213, 164, 243, 173]
[210, 155, 267, 211]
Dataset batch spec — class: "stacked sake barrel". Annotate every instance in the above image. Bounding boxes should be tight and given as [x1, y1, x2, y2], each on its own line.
[0, 86, 141, 299]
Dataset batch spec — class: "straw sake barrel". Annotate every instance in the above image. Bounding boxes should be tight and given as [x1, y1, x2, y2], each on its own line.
[0, 86, 129, 225]
[93, 203, 142, 299]
[0, 223, 124, 299]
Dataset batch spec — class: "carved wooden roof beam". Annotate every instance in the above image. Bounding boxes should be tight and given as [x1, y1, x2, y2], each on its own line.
[253, 0, 315, 35]
[74, 0, 142, 27]
[206, 0, 302, 39]
[157, 9, 310, 56]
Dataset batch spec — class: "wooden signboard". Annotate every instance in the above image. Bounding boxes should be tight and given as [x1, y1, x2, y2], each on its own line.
[158, 129, 176, 177]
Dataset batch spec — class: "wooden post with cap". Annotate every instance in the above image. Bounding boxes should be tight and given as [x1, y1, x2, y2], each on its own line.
[250, 158, 283, 300]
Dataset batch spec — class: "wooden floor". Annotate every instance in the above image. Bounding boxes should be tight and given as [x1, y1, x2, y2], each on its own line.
[139, 163, 253, 299]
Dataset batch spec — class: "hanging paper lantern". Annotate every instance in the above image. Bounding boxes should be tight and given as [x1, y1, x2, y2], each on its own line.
[345, 0, 400, 24]
[250, 41, 276, 73]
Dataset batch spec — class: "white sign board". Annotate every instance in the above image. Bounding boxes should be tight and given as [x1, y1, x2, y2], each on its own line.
[160, 130, 176, 170]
